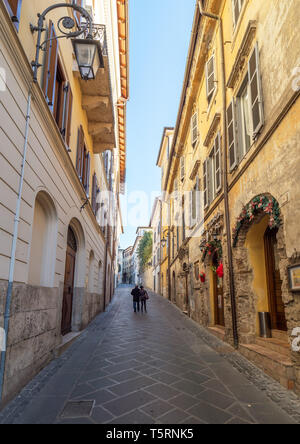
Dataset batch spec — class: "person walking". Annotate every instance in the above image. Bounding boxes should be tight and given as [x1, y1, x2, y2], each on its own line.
[131, 285, 141, 313]
[140, 286, 149, 313]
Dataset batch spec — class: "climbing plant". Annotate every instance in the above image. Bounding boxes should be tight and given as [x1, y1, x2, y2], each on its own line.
[137, 231, 153, 272]
[232, 195, 281, 247]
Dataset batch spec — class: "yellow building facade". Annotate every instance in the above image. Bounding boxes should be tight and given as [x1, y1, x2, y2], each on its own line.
[163, 0, 300, 393]
[0, 0, 128, 405]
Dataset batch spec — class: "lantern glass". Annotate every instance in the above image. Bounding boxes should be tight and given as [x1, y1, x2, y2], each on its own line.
[72, 39, 103, 80]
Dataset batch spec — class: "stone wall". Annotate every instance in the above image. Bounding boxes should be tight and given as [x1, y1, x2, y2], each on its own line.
[0, 281, 63, 406]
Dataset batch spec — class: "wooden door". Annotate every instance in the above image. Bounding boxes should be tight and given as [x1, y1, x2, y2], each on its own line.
[213, 254, 225, 327]
[264, 227, 287, 331]
[62, 233, 76, 335]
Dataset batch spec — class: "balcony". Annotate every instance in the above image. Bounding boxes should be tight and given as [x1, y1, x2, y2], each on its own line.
[73, 24, 116, 153]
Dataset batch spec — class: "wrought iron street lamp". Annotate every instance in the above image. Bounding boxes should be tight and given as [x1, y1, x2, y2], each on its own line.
[30, 2, 104, 82]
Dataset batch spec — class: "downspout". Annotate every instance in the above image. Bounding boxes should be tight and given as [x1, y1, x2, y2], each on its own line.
[198, 1, 239, 348]
[0, 85, 33, 403]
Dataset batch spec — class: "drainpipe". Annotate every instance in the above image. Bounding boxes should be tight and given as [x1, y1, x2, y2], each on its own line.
[0, 86, 33, 403]
[198, 1, 239, 348]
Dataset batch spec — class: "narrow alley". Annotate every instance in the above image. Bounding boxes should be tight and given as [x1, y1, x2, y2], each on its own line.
[1, 286, 299, 425]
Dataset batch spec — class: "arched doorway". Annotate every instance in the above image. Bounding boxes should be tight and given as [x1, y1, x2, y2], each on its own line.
[264, 227, 287, 331]
[212, 251, 225, 327]
[173, 271, 176, 304]
[61, 226, 77, 336]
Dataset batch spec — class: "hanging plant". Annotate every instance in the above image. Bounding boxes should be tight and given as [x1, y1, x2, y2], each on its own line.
[201, 239, 222, 263]
[232, 195, 281, 247]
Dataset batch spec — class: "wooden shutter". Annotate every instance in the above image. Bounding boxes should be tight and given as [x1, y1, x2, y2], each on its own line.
[73, 0, 83, 26]
[43, 21, 58, 110]
[248, 43, 264, 138]
[180, 157, 185, 181]
[203, 160, 209, 209]
[61, 82, 73, 147]
[3, 0, 22, 30]
[214, 133, 222, 193]
[189, 190, 193, 228]
[84, 152, 91, 196]
[76, 126, 85, 179]
[206, 55, 215, 103]
[191, 112, 198, 146]
[91, 173, 98, 215]
[227, 100, 238, 171]
[196, 176, 200, 222]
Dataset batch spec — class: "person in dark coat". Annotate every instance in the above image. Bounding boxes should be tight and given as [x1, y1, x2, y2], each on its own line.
[131, 285, 141, 313]
[140, 286, 149, 313]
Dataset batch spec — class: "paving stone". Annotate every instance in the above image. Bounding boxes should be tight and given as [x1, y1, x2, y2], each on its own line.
[172, 379, 206, 396]
[169, 393, 200, 411]
[188, 401, 233, 425]
[108, 409, 154, 425]
[91, 406, 114, 424]
[104, 391, 156, 417]
[182, 371, 211, 385]
[227, 403, 256, 424]
[109, 376, 155, 397]
[144, 383, 180, 401]
[140, 399, 174, 419]
[86, 377, 116, 391]
[109, 370, 141, 383]
[196, 389, 235, 410]
[156, 408, 190, 424]
[150, 371, 181, 385]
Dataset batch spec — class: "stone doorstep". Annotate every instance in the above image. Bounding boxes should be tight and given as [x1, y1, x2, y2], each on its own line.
[208, 326, 226, 342]
[52, 332, 83, 359]
[255, 337, 291, 359]
[272, 330, 288, 341]
[239, 343, 295, 391]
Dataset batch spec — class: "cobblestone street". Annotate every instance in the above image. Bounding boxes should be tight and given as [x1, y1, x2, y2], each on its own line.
[1, 286, 299, 425]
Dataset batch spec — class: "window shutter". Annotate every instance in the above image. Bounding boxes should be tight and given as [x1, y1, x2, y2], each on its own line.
[76, 126, 84, 179]
[43, 21, 58, 110]
[214, 133, 222, 193]
[91, 173, 98, 215]
[180, 157, 185, 181]
[227, 100, 238, 171]
[73, 0, 83, 26]
[206, 55, 215, 103]
[85, 152, 91, 196]
[61, 82, 73, 147]
[203, 160, 209, 209]
[248, 43, 264, 138]
[196, 176, 200, 222]
[191, 112, 198, 147]
[3, 0, 22, 30]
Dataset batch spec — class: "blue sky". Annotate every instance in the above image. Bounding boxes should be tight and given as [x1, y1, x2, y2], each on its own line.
[119, 0, 196, 249]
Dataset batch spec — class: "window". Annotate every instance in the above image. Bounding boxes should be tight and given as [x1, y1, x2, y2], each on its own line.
[73, 0, 83, 26]
[180, 157, 185, 182]
[191, 112, 198, 147]
[3, 0, 22, 31]
[42, 22, 73, 146]
[204, 133, 222, 209]
[190, 177, 200, 228]
[206, 55, 216, 104]
[76, 126, 91, 195]
[232, 0, 245, 28]
[194, 261, 200, 281]
[227, 43, 264, 170]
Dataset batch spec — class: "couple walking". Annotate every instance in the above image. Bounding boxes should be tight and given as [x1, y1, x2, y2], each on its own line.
[131, 285, 149, 313]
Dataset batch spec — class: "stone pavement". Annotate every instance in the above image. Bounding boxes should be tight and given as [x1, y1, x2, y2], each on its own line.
[1, 285, 299, 425]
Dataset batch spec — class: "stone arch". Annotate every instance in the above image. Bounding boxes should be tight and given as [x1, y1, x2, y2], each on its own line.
[232, 193, 289, 344]
[28, 191, 58, 287]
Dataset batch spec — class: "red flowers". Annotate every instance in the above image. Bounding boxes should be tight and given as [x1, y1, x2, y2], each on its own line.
[200, 272, 206, 283]
[216, 263, 224, 278]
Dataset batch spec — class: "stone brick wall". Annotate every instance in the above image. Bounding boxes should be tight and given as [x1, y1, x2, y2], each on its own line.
[0, 281, 63, 405]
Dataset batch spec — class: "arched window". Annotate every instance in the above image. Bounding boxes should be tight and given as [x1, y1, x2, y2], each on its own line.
[28, 191, 57, 287]
[98, 260, 103, 294]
